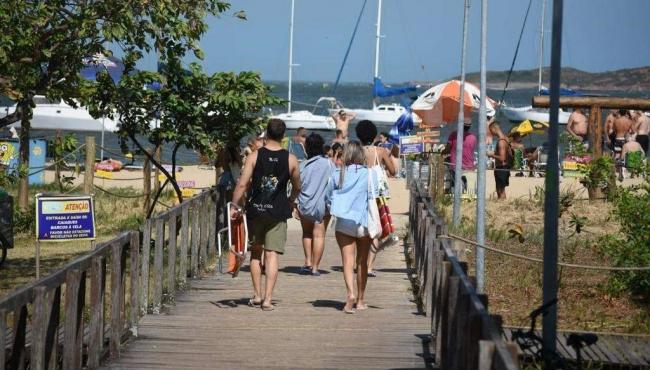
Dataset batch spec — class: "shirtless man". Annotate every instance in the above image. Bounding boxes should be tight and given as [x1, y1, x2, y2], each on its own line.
[332, 129, 346, 145]
[621, 134, 645, 179]
[633, 111, 650, 154]
[331, 110, 356, 139]
[604, 109, 620, 151]
[612, 110, 635, 159]
[292, 127, 307, 145]
[566, 108, 589, 148]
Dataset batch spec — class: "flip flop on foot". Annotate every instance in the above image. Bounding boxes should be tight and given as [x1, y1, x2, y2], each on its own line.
[343, 296, 356, 314]
[247, 298, 262, 307]
[261, 303, 275, 311]
[311, 271, 321, 277]
[355, 302, 368, 310]
[299, 265, 312, 274]
[368, 270, 377, 277]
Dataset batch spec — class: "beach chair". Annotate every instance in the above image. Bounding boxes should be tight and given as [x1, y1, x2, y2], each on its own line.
[288, 140, 307, 161]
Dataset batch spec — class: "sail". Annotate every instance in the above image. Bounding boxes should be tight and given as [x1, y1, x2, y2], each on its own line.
[373, 78, 416, 98]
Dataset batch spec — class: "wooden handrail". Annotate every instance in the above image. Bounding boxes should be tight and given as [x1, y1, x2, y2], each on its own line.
[0, 187, 224, 370]
[409, 180, 520, 370]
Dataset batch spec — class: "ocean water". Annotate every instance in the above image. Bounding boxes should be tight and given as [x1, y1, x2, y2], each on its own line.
[26, 82, 650, 165]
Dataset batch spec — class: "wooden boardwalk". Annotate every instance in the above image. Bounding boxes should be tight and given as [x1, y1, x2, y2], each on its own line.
[103, 217, 432, 370]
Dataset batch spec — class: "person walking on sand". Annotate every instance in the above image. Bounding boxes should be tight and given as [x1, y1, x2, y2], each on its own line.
[488, 121, 514, 200]
[330, 140, 379, 313]
[231, 119, 301, 311]
[297, 133, 334, 276]
[356, 120, 396, 278]
[332, 110, 356, 139]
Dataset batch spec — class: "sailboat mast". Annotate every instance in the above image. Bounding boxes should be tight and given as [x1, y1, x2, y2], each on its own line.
[287, 0, 295, 113]
[537, 0, 547, 92]
[373, 0, 382, 109]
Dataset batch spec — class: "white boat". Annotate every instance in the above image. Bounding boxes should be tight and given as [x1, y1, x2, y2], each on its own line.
[273, 110, 335, 131]
[316, 0, 418, 127]
[501, 104, 571, 124]
[2, 96, 119, 132]
[325, 103, 407, 126]
[271, 0, 334, 131]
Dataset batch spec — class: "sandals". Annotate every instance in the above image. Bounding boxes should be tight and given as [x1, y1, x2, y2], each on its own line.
[368, 270, 377, 277]
[261, 303, 275, 311]
[247, 298, 262, 308]
[299, 265, 312, 274]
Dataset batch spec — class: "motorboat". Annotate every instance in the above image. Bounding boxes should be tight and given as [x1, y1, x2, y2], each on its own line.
[1, 96, 119, 132]
[501, 105, 571, 124]
[272, 110, 335, 131]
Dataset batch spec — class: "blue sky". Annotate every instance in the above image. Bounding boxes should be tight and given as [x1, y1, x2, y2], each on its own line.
[148, 0, 650, 83]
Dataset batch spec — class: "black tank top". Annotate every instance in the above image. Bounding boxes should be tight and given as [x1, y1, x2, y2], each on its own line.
[247, 147, 292, 220]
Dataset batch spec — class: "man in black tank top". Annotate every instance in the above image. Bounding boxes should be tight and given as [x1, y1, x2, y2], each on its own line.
[231, 119, 301, 311]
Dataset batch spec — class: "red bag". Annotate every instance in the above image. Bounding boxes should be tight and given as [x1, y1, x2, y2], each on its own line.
[377, 197, 394, 239]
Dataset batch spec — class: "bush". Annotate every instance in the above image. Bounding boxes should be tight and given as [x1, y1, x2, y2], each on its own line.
[599, 178, 650, 299]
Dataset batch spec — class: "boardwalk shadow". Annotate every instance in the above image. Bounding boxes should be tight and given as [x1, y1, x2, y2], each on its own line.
[279, 266, 331, 275]
[309, 299, 344, 310]
[209, 298, 250, 308]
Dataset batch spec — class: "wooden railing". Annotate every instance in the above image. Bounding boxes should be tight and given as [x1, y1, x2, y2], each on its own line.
[409, 182, 520, 370]
[0, 188, 223, 370]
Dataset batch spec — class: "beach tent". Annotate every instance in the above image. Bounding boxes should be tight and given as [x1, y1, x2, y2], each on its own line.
[411, 80, 496, 127]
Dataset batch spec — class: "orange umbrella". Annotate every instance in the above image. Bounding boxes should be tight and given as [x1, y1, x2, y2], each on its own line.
[411, 80, 496, 127]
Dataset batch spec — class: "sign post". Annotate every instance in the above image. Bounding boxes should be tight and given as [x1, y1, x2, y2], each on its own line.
[35, 195, 96, 277]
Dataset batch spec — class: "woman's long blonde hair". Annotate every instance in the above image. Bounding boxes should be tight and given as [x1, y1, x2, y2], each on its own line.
[339, 140, 366, 187]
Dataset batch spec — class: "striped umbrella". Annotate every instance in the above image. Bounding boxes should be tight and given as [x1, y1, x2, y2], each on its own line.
[411, 80, 495, 127]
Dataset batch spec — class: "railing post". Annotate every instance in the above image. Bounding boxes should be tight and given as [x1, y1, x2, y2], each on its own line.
[443, 275, 460, 369]
[152, 218, 164, 314]
[129, 231, 141, 333]
[167, 211, 178, 298]
[88, 256, 106, 369]
[140, 219, 152, 314]
[84, 136, 96, 194]
[31, 287, 48, 370]
[63, 269, 85, 370]
[191, 202, 200, 276]
[180, 204, 190, 287]
[110, 243, 125, 359]
[200, 197, 209, 265]
[478, 340, 496, 370]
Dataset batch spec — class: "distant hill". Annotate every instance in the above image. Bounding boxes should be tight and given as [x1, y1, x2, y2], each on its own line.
[451, 66, 650, 91]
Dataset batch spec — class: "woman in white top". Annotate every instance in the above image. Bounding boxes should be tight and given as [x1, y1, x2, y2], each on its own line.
[355, 120, 396, 277]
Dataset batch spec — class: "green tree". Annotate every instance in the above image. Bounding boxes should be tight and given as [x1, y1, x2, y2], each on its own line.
[83, 57, 280, 216]
[0, 0, 229, 210]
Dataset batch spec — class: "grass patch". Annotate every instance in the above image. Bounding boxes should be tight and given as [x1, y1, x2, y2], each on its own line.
[440, 194, 650, 334]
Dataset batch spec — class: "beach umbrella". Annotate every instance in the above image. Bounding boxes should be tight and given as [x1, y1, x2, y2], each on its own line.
[411, 80, 496, 127]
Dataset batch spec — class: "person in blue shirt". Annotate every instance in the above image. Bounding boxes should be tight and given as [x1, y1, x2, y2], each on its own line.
[330, 140, 379, 313]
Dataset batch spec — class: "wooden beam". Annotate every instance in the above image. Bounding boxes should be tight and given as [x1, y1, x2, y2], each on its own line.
[532, 96, 650, 110]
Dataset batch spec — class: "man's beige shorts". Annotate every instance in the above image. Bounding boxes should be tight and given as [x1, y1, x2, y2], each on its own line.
[248, 216, 287, 254]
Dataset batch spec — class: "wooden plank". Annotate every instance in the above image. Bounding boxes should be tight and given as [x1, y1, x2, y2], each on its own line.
[31, 286, 48, 370]
[424, 221, 435, 318]
[478, 340, 495, 370]
[88, 255, 106, 369]
[532, 95, 650, 110]
[436, 261, 452, 365]
[199, 200, 208, 268]
[190, 203, 200, 277]
[10, 305, 28, 370]
[179, 204, 190, 287]
[110, 243, 124, 359]
[152, 218, 164, 314]
[208, 196, 216, 259]
[129, 231, 140, 331]
[46, 287, 60, 370]
[454, 291, 470, 370]
[140, 219, 152, 314]
[167, 212, 178, 298]
[63, 269, 85, 370]
[443, 276, 460, 369]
